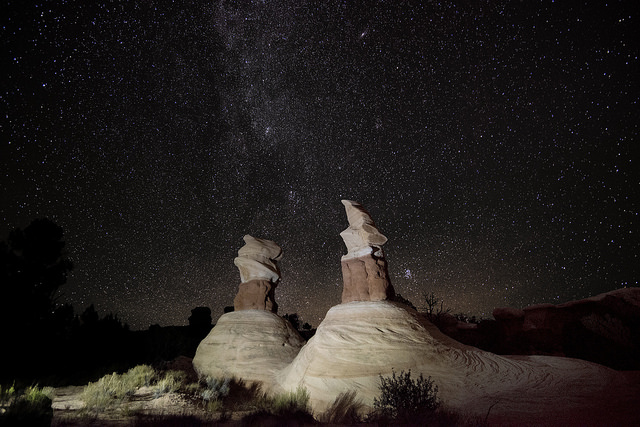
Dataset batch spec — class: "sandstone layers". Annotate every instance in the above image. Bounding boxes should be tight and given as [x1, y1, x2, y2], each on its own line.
[277, 299, 639, 425]
[192, 309, 304, 384]
[340, 200, 395, 303]
[233, 235, 282, 312]
[192, 235, 304, 382]
[193, 201, 639, 425]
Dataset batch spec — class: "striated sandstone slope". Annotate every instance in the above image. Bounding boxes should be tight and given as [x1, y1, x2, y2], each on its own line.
[193, 310, 305, 386]
[277, 300, 639, 426]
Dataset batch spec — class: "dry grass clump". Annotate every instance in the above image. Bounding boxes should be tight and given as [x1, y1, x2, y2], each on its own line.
[81, 365, 188, 413]
[318, 390, 364, 424]
[152, 370, 187, 398]
[126, 364, 156, 388]
[260, 385, 310, 415]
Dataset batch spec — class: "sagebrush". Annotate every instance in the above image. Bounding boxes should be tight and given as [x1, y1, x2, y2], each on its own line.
[373, 369, 440, 420]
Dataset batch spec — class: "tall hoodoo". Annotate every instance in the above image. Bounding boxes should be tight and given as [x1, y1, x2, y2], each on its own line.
[339, 200, 395, 303]
[233, 234, 283, 313]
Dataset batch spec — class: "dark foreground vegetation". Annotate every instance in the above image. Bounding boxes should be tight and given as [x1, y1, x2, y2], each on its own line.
[1, 364, 483, 426]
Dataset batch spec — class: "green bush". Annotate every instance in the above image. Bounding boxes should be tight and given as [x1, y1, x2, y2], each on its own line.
[373, 369, 440, 421]
[241, 386, 314, 426]
[82, 365, 161, 412]
[82, 373, 124, 411]
[218, 378, 263, 412]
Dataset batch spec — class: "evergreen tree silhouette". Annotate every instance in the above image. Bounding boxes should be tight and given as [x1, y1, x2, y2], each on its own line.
[0, 218, 73, 379]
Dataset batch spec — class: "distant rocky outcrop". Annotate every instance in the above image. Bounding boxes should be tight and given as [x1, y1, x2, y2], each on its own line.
[439, 288, 640, 370]
[339, 200, 394, 303]
[233, 235, 283, 313]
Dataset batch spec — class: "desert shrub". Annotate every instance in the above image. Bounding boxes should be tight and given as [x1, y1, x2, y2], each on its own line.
[0, 385, 53, 427]
[24, 385, 54, 403]
[152, 370, 187, 398]
[82, 373, 123, 411]
[205, 398, 224, 413]
[220, 378, 264, 412]
[199, 376, 231, 412]
[125, 364, 156, 388]
[201, 376, 230, 402]
[318, 390, 364, 424]
[373, 369, 440, 422]
[82, 367, 158, 412]
[241, 387, 315, 427]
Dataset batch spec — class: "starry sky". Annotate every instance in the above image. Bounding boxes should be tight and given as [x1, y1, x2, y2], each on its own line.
[2, 1, 638, 330]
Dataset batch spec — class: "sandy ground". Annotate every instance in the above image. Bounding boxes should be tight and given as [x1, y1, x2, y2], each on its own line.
[50, 386, 244, 426]
[49, 371, 640, 426]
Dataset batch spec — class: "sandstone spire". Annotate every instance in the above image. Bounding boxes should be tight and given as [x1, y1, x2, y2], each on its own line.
[233, 234, 283, 312]
[339, 200, 394, 303]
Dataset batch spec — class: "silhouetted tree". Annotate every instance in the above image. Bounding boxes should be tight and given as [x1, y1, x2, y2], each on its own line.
[0, 218, 73, 379]
[422, 292, 439, 315]
[80, 304, 99, 326]
[1, 219, 73, 328]
[421, 292, 451, 317]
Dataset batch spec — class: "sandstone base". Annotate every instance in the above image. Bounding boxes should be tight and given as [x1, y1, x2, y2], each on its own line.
[276, 301, 638, 425]
[193, 310, 304, 385]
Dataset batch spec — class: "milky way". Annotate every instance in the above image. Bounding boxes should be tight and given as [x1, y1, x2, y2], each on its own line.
[2, 1, 638, 329]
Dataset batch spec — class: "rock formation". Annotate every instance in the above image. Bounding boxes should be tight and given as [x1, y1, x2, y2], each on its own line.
[276, 201, 639, 424]
[192, 204, 639, 425]
[432, 288, 640, 370]
[192, 235, 305, 384]
[193, 309, 305, 384]
[277, 299, 640, 425]
[233, 235, 283, 313]
[339, 200, 395, 303]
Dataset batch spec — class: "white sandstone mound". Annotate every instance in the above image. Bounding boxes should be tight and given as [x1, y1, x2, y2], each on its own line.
[193, 310, 305, 385]
[277, 300, 639, 425]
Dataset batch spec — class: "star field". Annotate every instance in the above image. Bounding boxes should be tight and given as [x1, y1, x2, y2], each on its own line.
[2, 1, 638, 329]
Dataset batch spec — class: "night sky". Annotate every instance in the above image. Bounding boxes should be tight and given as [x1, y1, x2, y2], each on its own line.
[2, 1, 637, 330]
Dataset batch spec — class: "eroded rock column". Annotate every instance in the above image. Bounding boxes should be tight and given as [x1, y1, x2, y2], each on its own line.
[340, 200, 395, 303]
[233, 235, 283, 313]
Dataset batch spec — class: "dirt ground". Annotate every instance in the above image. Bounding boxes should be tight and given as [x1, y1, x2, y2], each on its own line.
[50, 386, 254, 426]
